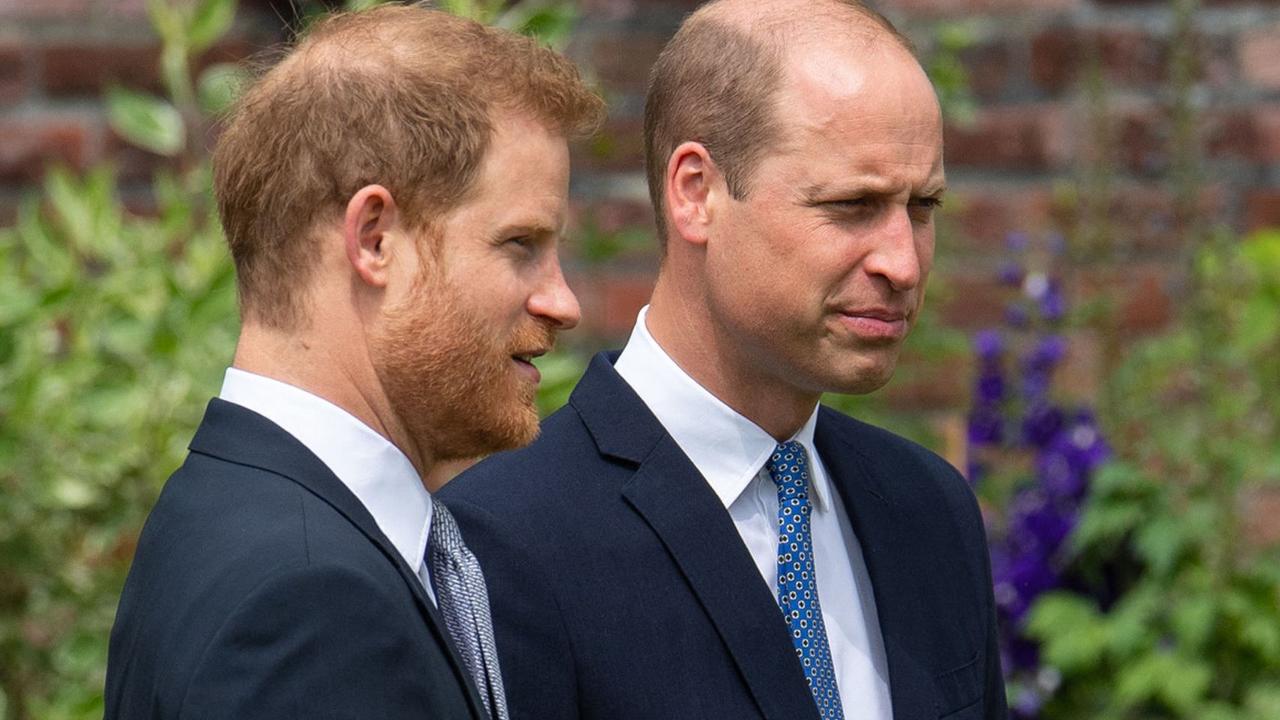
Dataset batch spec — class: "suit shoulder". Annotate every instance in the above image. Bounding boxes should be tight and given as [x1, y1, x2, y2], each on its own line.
[817, 405, 974, 506]
[441, 403, 599, 506]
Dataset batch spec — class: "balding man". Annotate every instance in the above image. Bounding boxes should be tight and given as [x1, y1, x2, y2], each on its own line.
[440, 1, 1007, 719]
[104, 6, 602, 719]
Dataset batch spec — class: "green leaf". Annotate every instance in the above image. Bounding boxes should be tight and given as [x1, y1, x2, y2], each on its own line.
[1025, 593, 1107, 673]
[146, 0, 185, 46]
[1170, 595, 1217, 651]
[197, 63, 249, 116]
[187, 0, 236, 53]
[498, 2, 577, 48]
[1133, 515, 1187, 578]
[1112, 652, 1211, 715]
[106, 87, 186, 157]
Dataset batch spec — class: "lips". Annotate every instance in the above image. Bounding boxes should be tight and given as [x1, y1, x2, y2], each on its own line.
[511, 348, 548, 384]
[834, 307, 910, 341]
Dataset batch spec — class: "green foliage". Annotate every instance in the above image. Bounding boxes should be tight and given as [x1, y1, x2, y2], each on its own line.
[0, 164, 237, 718]
[1025, 231, 1280, 720]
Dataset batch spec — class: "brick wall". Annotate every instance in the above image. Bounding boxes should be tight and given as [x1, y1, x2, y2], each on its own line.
[3, 0, 1278, 421]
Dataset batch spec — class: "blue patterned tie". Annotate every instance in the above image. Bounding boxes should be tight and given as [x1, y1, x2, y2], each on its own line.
[768, 441, 845, 720]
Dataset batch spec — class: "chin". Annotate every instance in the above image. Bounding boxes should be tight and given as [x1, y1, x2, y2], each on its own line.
[823, 362, 898, 396]
[432, 396, 541, 461]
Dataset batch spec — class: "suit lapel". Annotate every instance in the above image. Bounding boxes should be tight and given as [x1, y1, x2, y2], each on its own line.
[189, 399, 489, 720]
[814, 410, 935, 720]
[572, 354, 821, 720]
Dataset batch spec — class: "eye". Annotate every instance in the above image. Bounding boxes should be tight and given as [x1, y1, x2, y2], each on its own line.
[828, 197, 871, 208]
[908, 196, 943, 223]
[505, 235, 534, 250]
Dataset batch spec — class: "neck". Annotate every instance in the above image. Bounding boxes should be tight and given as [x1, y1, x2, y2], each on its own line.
[647, 275, 818, 441]
[232, 321, 436, 481]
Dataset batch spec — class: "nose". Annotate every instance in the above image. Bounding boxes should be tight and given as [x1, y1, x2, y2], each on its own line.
[529, 256, 581, 330]
[863, 206, 924, 292]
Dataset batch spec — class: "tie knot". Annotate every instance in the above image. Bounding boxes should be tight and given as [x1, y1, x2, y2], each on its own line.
[428, 497, 465, 558]
[766, 441, 811, 495]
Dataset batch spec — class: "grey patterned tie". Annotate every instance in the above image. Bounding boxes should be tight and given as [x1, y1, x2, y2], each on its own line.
[428, 498, 510, 720]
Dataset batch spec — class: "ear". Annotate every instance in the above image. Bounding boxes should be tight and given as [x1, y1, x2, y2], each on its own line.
[343, 184, 399, 288]
[665, 141, 719, 247]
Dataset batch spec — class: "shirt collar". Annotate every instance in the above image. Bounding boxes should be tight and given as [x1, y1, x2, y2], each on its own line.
[614, 306, 830, 511]
[219, 368, 433, 574]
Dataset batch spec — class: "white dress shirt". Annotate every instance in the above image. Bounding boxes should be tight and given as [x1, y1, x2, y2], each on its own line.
[614, 307, 893, 718]
[219, 367, 437, 604]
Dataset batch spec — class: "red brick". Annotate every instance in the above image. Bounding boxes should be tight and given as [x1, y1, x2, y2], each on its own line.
[959, 40, 1013, 102]
[944, 105, 1072, 171]
[1256, 106, 1280, 162]
[104, 130, 181, 182]
[941, 184, 1056, 253]
[0, 43, 23, 106]
[935, 272, 1009, 328]
[1029, 27, 1082, 94]
[573, 114, 644, 173]
[0, 0, 93, 18]
[588, 31, 667, 91]
[1114, 106, 1170, 176]
[878, 0, 1079, 18]
[1071, 263, 1176, 334]
[41, 43, 162, 97]
[1099, 29, 1169, 86]
[1031, 27, 1170, 95]
[1245, 189, 1280, 232]
[570, 271, 654, 339]
[879, 352, 970, 408]
[1202, 105, 1280, 162]
[1240, 22, 1280, 90]
[1242, 486, 1280, 549]
[0, 115, 93, 183]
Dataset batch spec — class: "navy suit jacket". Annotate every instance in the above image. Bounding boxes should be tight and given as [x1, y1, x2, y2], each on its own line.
[105, 399, 487, 720]
[440, 352, 1008, 720]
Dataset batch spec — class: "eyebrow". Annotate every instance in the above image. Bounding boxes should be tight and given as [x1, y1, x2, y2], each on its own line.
[801, 177, 948, 203]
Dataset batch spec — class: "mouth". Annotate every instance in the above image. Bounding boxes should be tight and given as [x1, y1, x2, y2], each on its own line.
[510, 349, 548, 383]
[834, 307, 910, 342]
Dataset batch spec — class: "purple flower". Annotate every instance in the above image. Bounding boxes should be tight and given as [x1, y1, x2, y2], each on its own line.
[994, 552, 1060, 622]
[1011, 684, 1044, 720]
[1006, 231, 1030, 252]
[974, 329, 1004, 362]
[1008, 490, 1075, 555]
[967, 459, 985, 486]
[1037, 416, 1109, 501]
[999, 261, 1025, 287]
[1024, 335, 1067, 372]
[1038, 283, 1066, 322]
[968, 406, 1004, 446]
[977, 371, 1005, 405]
[1021, 402, 1064, 448]
[1005, 303, 1030, 328]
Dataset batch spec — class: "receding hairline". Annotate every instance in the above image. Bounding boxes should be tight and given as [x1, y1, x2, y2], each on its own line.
[685, 0, 916, 58]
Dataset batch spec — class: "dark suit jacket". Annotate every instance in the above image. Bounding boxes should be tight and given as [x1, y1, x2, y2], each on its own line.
[440, 352, 1007, 720]
[105, 398, 487, 720]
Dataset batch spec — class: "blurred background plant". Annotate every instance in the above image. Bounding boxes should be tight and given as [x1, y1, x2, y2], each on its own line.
[964, 0, 1280, 715]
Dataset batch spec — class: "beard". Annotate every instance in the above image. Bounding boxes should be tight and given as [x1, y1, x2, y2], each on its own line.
[371, 271, 555, 464]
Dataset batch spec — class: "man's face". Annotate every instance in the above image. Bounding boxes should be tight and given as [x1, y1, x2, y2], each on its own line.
[704, 37, 945, 402]
[373, 113, 579, 462]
